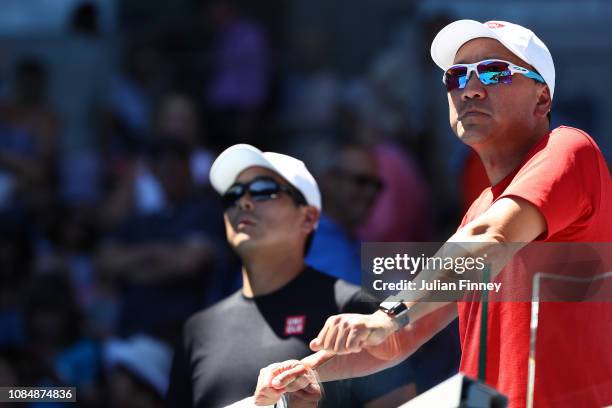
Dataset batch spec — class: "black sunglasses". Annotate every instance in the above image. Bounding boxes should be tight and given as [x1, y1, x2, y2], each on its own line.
[221, 177, 307, 210]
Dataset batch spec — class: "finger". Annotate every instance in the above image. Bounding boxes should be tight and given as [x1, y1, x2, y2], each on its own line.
[312, 320, 332, 351]
[262, 363, 280, 379]
[270, 360, 299, 378]
[284, 373, 314, 393]
[300, 350, 336, 369]
[334, 323, 351, 353]
[346, 327, 368, 352]
[322, 322, 339, 350]
[271, 364, 309, 388]
[257, 366, 275, 390]
[254, 385, 285, 404]
[254, 389, 284, 406]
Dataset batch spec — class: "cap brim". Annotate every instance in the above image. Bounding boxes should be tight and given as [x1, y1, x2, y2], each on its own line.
[104, 338, 168, 397]
[209, 144, 279, 194]
[431, 19, 499, 70]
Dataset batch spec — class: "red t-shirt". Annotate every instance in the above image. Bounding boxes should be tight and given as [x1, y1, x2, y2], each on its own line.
[457, 126, 612, 408]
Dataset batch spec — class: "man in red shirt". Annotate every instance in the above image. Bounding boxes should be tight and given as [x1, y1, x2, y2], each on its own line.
[253, 20, 612, 408]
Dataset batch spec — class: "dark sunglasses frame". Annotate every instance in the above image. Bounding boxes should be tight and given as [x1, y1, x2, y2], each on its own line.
[221, 176, 307, 210]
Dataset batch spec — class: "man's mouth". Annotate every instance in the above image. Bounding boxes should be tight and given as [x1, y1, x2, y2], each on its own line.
[459, 109, 490, 120]
[237, 218, 256, 227]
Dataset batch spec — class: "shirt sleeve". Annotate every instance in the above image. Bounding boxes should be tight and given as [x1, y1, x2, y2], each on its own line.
[497, 128, 601, 239]
[340, 289, 378, 315]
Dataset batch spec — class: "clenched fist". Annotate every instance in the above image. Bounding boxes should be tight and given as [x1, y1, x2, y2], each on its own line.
[309, 311, 397, 354]
[254, 359, 322, 407]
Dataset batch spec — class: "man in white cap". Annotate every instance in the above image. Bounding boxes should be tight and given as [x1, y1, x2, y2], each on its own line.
[165, 144, 416, 407]
[106, 335, 173, 407]
[254, 20, 612, 407]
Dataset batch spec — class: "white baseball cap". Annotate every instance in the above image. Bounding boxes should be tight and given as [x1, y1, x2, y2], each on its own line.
[430, 20, 555, 99]
[104, 335, 172, 397]
[209, 144, 322, 211]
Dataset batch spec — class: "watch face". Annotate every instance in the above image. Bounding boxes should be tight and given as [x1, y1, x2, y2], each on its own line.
[380, 301, 409, 315]
[379, 301, 402, 312]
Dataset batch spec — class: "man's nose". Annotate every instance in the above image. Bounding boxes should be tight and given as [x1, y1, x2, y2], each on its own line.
[461, 71, 487, 100]
[237, 192, 255, 211]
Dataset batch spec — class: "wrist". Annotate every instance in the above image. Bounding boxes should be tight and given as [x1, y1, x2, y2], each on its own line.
[377, 301, 410, 331]
[373, 310, 400, 333]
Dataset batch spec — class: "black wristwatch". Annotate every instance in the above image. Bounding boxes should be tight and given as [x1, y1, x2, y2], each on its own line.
[378, 301, 410, 331]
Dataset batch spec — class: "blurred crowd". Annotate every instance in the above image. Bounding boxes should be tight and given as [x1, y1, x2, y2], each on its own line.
[0, 1, 482, 407]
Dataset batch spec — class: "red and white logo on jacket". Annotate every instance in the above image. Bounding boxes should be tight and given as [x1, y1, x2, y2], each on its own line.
[284, 315, 306, 336]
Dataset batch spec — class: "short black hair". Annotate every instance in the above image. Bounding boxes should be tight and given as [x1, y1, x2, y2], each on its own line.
[70, 2, 99, 34]
[286, 185, 316, 257]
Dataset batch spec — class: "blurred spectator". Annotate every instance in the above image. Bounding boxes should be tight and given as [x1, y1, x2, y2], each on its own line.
[56, 2, 113, 205]
[0, 57, 59, 215]
[302, 140, 457, 395]
[104, 335, 172, 408]
[0, 57, 59, 167]
[327, 41, 433, 243]
[306, 144, 383, 284]
[152, 93, 214, 188]
[101, 93, 215, 227]
[204, 0, 270, 148]
[61, 1, 111, 151]
[32, 203, 119, 339]
[281, 30, 341, 135]
[105, 43, 168, 161]
[96, 138, 231, 341]
[357, 142, 432, 242]
[23, 274, 103, 406]
[104, 93, 213, 224]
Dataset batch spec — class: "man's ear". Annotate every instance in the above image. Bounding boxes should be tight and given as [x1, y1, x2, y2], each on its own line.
[535, 85, 552, 119]
[301, 206, 320, 234]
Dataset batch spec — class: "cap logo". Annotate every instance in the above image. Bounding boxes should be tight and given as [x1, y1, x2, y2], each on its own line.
[486, 22, 505, 29]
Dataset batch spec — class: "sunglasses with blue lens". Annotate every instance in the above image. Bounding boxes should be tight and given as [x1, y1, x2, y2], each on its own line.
[221, 177, 306, 210]
[443, 59, 545, 92]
